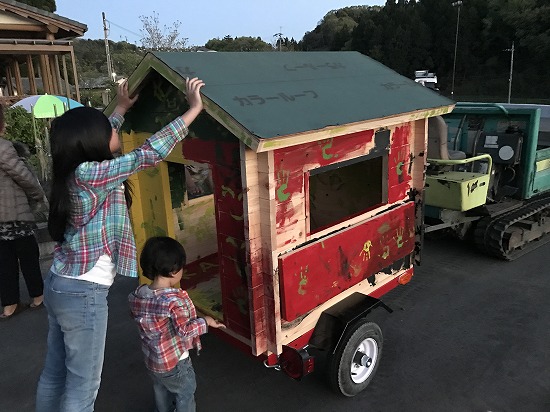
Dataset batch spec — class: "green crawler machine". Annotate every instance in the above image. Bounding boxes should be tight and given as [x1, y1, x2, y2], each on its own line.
[424, 102, 550, 260]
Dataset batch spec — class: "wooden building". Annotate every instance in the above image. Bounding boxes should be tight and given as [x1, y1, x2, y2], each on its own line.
[0, 0, 86, 105]
[106, 51, 454, 383]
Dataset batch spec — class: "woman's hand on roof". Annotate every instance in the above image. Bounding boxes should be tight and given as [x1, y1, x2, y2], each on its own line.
[114, 80, 139, 116]
[185, 77, 205, 114]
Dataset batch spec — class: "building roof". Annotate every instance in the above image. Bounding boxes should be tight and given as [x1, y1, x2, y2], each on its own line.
[116, 51, 455, 151]
[0, 0, 87, 38]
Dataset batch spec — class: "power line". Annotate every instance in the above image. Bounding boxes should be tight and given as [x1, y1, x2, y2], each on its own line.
[106, 19, 142, 39]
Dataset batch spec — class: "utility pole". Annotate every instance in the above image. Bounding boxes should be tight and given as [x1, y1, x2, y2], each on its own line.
[274, 27, 283, 52]
[102, 12, 115, 82]
[451, 0, 463, 100]
[506, 41, 515, 103]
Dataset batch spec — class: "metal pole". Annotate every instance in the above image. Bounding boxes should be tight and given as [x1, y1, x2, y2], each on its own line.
[102, 12, 114, 81]
[507, 41, 514, 103]
[451, 1, 462, 99]
[274, 30, 283, 52]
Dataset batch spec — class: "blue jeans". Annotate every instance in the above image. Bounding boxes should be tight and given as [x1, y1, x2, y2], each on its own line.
[36, 271, 109, 412]
[149, 357, 197, 412]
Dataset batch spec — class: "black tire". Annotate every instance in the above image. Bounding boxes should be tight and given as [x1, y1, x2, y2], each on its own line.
[327, 320, 383, 397]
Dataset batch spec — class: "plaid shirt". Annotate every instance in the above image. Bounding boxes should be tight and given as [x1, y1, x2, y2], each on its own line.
[52, 112, 189, 278]
[128, 285, 208, 372]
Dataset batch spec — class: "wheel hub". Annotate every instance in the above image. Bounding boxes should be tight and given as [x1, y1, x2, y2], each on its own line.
[353, 351, 372, 367]
[350, 337, 378, 384]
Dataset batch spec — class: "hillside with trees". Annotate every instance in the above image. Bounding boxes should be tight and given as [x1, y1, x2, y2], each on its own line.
[65, 1, 549, 103]
[298, 1, 550, 102]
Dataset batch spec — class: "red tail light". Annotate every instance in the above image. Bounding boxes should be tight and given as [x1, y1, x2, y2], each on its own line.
[279, 346, 315, 380]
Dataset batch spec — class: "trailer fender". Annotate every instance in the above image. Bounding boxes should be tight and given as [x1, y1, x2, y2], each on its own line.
[309, 292, 392, 354]
[264, 293, 391, 380]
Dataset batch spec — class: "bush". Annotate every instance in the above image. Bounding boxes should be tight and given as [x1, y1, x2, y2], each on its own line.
[4, 106, 51, 181]
[4, 106, 46, 154]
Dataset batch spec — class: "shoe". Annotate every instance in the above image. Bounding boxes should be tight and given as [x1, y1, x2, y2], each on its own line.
[29, 301, 44, 310]
[0, 303, 28, 320]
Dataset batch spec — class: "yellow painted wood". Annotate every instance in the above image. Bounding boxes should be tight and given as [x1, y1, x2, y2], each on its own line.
[122, 130, 172, 283]
[122, 131, 219, 284]
[173, 195, 217, 263]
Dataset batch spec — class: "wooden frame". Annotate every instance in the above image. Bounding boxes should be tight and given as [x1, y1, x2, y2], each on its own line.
[111, 53, 454, 363]
[0, 1, 86, 102]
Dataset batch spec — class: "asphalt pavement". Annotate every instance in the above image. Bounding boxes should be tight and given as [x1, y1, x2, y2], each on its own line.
[1, 236, 550, 412]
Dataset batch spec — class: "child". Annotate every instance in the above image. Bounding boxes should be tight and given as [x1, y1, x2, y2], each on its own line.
[129, 236, 225, 412]
[36, 77, 204, 412]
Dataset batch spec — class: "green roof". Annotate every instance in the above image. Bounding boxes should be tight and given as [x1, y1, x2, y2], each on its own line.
[148, 51, 452, 140]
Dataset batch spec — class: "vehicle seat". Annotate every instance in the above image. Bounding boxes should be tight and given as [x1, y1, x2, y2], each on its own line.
[427, 116, 466, 160]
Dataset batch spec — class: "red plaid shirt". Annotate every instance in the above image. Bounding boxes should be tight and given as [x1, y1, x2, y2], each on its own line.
[128, 285, 208, 372]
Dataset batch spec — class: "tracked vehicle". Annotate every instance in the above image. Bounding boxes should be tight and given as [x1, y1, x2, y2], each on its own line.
[425, 102, 550, 260]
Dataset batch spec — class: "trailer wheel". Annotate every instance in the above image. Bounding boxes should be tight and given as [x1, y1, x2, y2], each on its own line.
[327, 320, 383, 397]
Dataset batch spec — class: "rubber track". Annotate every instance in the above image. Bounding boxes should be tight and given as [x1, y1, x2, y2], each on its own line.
[477, 195, 550, 260]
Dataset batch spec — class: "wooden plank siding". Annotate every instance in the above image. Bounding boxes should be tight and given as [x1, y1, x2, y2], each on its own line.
[266, 121, 419, 342]
[182, 138, 251, 342]
[278, 202, 415, 321]
[241, 144, 268, 355]
[110, 50, 454, 360]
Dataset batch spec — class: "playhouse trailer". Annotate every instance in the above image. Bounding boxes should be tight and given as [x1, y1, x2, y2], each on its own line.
[106, 51, 454, 396]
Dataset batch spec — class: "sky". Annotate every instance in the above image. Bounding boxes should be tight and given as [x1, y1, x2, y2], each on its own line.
[55, 0, 382, 47]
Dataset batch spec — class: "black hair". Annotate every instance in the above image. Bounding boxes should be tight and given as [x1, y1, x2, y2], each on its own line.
[47, 106, 132, 241]
[12, 141, 31, 158]
[140, 236, 187, 280]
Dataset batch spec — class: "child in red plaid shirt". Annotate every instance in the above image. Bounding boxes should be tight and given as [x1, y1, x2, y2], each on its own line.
[129, 236, 225, 412]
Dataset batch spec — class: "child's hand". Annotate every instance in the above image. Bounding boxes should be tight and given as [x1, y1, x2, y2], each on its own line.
[203, 315, 226, 329]
[185, 77, 204, 113]
[114, 81, 138, 116]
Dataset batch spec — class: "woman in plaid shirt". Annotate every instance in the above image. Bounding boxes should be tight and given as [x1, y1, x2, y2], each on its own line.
[36, 78, 205, 412]
[129, 236, 225, 412]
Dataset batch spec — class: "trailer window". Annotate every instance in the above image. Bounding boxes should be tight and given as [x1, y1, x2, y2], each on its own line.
[309, 155, 387, 232]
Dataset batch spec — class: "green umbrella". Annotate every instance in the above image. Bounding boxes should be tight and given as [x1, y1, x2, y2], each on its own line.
[11, 94, 67, 119]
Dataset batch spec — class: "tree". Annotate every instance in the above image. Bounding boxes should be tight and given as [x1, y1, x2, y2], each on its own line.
[17, 0, 56, 12]
[139, 12, 188, 51]
[205, 36, 273, 52]
[74, 39, 145, 81]
[299, 6, 374, 51]
[296, 1, 550, 101]
[111, 41, 145, 76]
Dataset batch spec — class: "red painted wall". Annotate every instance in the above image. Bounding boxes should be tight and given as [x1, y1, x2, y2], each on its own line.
[272, 124, 415, 321]
[278, 202, 415, 321]
[272, 125, 413, 249]
[182, 139, 251, 338]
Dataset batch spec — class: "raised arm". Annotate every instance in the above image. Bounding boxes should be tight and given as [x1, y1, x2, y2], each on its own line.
[180, 77, 204, 130]
[113, 81, 138, 118]
[78, 78, 205, 190]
